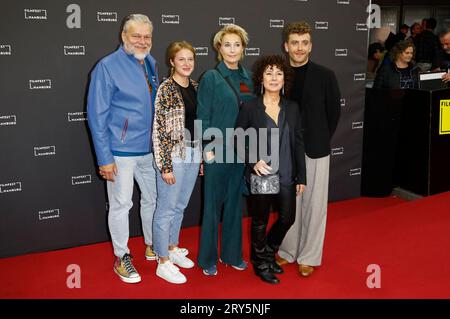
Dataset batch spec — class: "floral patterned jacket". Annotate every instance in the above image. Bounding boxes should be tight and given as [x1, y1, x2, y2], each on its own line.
[153, 76, 198, 173]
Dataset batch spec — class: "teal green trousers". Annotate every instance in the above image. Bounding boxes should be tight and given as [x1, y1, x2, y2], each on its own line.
[198, 161, 245, 269]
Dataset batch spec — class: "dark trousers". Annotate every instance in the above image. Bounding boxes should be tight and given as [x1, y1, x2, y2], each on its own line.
[249, 183, 296, 268]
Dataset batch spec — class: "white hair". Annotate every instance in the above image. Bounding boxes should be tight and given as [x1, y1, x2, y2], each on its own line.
[122, 14, 153, 34]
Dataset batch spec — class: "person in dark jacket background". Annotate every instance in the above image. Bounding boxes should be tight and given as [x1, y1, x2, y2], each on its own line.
[414, 18, 441, 71]
[367, 42, 385, 79]
[437, 29, 450, 84]
[374, 39, 420, 89]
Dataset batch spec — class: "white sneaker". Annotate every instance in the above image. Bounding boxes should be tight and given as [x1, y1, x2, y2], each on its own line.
[156, 260, 187, 284]
[177, 247, 189, 256]
[169, 248, 195, 269]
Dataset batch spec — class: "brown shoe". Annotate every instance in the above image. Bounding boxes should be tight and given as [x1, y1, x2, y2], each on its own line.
[298, 264, 314, 277]
[145, 245, 157, 261]
[276, 256, 289, 266]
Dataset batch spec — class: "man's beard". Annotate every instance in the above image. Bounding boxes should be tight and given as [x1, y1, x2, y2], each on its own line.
[133, 52, 148, 60]
[124, 42, 151, 60]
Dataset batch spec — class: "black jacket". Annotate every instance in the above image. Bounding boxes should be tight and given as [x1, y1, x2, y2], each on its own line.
[414, 30, 441, 68]
[234, 96, 306, 185]
[290, 61, 341, 158]
[373, 62, 420, 89]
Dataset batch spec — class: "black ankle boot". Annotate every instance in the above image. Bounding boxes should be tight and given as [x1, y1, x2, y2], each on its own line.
[254, 263, 280, 284]
[270, 262, 284, 274]
[265, 244, 284, 274]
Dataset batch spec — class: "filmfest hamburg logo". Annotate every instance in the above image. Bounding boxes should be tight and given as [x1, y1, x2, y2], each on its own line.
[340, 98, 346, 107]
[0, 182, 22, 194]
[38, 209, 60, 221]
[97, 12, 117, 22]
[245, 48, 260, 56]
[34, 145, 56, 156]
[219, 17, 235, 26]
[0, 115, 17, 126]
[350, 168, 361, 176]
[354, 73, 366, 81]
[337, 0, 350, 4]
[315, 22, 328, 30]
[356, 23, 368, 31]
[194, 47, 208, 56]
[29, 79, 51, 89]
[64, 45, 85, 56]
[269, 20, 284, 28]
[331, 147, 344, 156]
[0, 45, 12, 55]
[335, 49, 348, 57]
[162, 15, 180, 24]
[72, 175, 92, 185]
[68, 112, 87, 122]
[352, 121, 364, 129]
[24, 9, 47, 20]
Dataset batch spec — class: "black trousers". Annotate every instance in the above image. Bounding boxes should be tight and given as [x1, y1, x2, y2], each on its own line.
[248, 183, 296, 266]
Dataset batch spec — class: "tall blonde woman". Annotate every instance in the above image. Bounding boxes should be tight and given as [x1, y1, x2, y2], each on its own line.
[197, 24, 254, 276]
[152, 41, 201, 284]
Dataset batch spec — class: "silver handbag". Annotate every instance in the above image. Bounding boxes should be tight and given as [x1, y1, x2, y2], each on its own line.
[250, 173, 280, 194]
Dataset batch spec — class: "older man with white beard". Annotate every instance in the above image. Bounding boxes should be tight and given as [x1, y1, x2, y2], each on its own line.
[87, 14, 159, 283]
[438, 29, 450, 83]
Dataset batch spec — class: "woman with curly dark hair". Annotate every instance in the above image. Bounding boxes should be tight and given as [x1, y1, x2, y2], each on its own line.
[234, 54, 306, 284]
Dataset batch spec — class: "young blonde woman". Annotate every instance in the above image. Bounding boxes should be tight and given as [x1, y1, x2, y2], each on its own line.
[152, 41, 201, 284]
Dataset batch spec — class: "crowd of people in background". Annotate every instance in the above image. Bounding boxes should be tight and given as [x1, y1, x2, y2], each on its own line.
[368, 18, 450, 89]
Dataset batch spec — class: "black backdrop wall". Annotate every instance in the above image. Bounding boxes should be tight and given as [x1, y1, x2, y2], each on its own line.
[0, 0, 369, 258]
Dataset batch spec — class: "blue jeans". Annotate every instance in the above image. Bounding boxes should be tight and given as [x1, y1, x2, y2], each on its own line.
[107, 153, 157, 258]
[153, 146, 201, 258]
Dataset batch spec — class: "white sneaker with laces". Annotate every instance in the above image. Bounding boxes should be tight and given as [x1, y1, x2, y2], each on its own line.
[156, 260, 187, 284]
[169, 248, 195, 269]
[177, 247, 189, 256]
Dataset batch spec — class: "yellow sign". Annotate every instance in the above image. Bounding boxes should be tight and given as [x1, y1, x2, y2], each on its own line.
[440, 99, 450, 135]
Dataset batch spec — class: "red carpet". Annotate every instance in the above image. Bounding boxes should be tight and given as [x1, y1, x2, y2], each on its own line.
[1, 193, 450, 299]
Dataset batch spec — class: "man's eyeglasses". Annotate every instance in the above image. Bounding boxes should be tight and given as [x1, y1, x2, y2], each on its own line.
[129, 34, 152, 42]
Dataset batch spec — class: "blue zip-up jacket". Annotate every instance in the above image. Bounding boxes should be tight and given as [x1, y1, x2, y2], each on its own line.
[87, 45, 159, 166]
